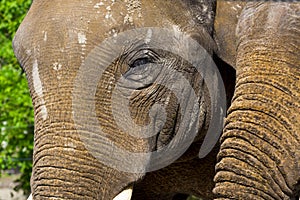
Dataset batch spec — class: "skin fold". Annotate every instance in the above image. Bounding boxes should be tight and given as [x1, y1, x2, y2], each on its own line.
[13, 0, 299, 199]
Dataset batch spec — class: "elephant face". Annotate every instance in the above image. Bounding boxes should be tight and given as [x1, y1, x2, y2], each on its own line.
[13, 0, 223, 199]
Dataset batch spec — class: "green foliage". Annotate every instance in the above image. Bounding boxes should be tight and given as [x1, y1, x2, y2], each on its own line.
[0, 0, 33, 195]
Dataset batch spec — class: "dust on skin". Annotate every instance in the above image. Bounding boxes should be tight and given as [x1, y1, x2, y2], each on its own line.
[78, 32, 87, 63]
[92, 0, 142, 37]
[32, 58, 48, 120]
[42, 31, 47, 41]
[123, 0, 142, 25]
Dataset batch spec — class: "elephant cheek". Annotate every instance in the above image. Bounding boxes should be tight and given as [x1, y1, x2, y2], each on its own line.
[213, 3, 300, 199]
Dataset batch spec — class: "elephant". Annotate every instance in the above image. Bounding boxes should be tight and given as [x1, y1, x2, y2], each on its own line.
[13, 0, 299, 199]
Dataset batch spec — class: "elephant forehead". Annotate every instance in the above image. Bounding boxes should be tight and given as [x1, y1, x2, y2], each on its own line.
[27, 1, 191, 36]
[22, 0, 213, 53]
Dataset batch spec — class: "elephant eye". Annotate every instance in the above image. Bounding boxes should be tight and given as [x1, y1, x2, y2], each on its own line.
[131, 56, 154, 68]
[121, 49, 162, 89]
[129, 49, 159, 68]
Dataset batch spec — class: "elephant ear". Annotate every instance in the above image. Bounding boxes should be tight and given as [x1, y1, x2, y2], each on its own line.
[214, 0, 246, 68]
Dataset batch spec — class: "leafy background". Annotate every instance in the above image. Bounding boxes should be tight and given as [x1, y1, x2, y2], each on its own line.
[0, 0, 33, 195]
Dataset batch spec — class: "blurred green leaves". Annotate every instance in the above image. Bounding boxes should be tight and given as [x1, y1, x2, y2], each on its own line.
[0, 0, 31, 66]
[0, 0, 32, 195]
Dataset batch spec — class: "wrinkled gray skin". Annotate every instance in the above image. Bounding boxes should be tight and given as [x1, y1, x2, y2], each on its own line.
[13, 0, 299, 199]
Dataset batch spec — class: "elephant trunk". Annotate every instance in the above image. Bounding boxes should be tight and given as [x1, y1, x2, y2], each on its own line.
[29, 90, 140, 199]
[31, 123, 135, 200]
[214, 2, 300, 199]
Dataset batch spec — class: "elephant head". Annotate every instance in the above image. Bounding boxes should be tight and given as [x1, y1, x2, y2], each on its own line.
[14, 0, 300, 199]
[13, 0, 227, 199]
